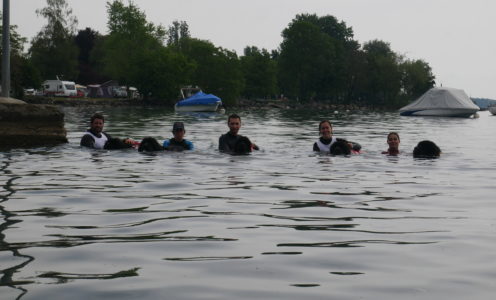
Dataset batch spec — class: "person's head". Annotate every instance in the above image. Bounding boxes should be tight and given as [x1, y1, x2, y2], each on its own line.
[413, 140, 441, 158]
[233, 136, 252, 154]
[330, 140, 351, 155]
[227, 114, 241, 135]
[387, 132, 400, 151]
[172, 122, 185, 141]
[319, 120, 333, 139]
[90, 113, 105, 134]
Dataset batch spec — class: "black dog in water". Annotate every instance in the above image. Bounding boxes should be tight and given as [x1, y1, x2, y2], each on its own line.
[104, 138, 134, 150]
[413, 140, 441, 158]
[138, 137, 164, 152]
[330, 140, 351, 155]
[233, 136, 253, 154]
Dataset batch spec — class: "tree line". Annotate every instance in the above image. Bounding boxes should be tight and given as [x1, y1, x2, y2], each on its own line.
[1, 0, 435, 108]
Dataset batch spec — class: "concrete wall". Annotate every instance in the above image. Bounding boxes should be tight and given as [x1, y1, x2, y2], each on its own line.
[0, 101, 67, 148]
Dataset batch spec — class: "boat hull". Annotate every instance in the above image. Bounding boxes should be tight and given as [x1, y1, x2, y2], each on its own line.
[175, 103, 221, 112]
[489, 106, 496, 115]
[174, 91, 222, 112]
[400, 108, 479, 118]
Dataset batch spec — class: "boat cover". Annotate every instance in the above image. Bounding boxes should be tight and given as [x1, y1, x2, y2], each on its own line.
[399, 87, 479, 114]
[176, 91, 221, 107]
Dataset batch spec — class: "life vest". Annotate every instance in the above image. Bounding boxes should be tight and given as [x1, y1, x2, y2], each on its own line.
[84, 131, 108, 149]
[315, 137, 337, 152]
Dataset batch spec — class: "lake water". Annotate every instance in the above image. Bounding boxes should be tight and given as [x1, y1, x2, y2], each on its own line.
[1, 107, 495, 300]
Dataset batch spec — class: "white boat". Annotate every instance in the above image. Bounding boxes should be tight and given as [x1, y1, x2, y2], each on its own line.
[399, 87, 479, 118]
[489, 105, 496, 115]
[174, 87, 223, 112]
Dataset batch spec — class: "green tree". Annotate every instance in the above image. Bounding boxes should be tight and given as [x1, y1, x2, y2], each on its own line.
[0, 14, 40, 97]
[400, 59, 435, 103]
[278, 18, 336, 101]
[278, 14, 359, 102]
[179, 38, 244, 105]
[0, 17, 27, 56]
[103, 0, 191, 100]
[362, 40, 402, 107]
[28, 0, 79, 81]
[75, 27, 106, 84]
[167, 20, 190, 51]
[240, 46, 277, 99]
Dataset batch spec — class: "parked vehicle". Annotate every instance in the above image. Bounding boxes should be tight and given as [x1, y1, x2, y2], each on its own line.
[75, 84, 88, 97]
[42, 79, 77, 97]
[129, 87, 140, 99]
[112, 86, 128, 98]
[23, 88, 35, 96]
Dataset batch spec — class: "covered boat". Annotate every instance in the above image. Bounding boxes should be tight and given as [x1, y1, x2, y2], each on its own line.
[489, 105, 496, 115]
[174, 88, 222, 112]
[399, 87, 479, 117]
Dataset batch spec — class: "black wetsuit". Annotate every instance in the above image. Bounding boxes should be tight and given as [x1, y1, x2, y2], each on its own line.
[219, 132, 240, 152]
[164, 138, 193, 151]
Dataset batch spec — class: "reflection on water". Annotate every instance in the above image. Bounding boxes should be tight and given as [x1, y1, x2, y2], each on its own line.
[1, 107, 496, 299]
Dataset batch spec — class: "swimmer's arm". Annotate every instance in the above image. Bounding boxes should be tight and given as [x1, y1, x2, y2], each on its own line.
[186, 140, 194, 150]
[80, 135, 95, 148]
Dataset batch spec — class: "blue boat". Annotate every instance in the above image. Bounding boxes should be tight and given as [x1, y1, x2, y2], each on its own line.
[174, 88, 223, 112]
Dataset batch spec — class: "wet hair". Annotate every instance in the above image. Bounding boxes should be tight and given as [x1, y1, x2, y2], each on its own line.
[138, 137, 164, 152]
[330, 140, 351, 155]
[90, 113, 104, 123]
[104, 138, 133, 150]
[413, 140, 441, 158]
[233, 136, 252, 154]
[318, 120, 332, 132]
[228, 113, 241, 124]
[387, 132, 400, 142]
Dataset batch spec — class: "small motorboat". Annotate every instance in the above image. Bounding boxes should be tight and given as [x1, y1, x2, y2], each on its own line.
[174, 87, 223, 112]
[488, 105, 496, 115]
[487, 104, 496, 116]
[399, 87, 479, 118]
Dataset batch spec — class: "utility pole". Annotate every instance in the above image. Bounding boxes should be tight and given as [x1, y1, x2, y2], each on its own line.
[1, 0, 10, 97]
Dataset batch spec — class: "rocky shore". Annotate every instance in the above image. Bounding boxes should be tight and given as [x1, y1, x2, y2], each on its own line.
[22, 95, 144, 106]
[21, 95, 375, 112]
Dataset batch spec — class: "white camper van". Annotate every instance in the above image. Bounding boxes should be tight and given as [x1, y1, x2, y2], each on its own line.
[42, 79, 77, 97]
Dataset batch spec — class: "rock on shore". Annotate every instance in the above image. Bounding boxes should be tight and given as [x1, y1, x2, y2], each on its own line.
[0, 97, 67, 148]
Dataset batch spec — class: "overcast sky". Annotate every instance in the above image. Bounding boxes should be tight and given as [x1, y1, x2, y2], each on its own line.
[10, 0, 496, 99]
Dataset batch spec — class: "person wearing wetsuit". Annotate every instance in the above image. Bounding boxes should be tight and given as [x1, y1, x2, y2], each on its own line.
[80, 113, 112, 149]
[163, 122, 194, 151]
[313, 120, 361, 153]
[219, 114, 259, 153]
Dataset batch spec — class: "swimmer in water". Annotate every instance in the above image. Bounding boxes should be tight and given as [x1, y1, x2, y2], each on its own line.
[382, 132, 400, 155]
[163, 122, 194, 151]
[80, 113, 136, 149]
[313, 120, 361, 153]
[219, 114, 259, 153]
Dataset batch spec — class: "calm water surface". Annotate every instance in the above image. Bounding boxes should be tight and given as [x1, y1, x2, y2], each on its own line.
[1, 107, 496, 299]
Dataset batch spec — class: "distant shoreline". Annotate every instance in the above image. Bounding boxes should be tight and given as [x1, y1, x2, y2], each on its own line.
[21, 96, 382, 112]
